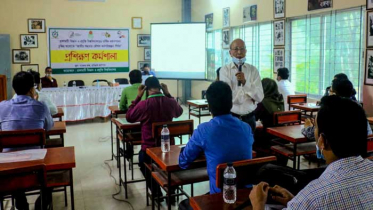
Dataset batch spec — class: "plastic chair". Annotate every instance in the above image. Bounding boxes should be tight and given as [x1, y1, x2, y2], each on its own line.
[114, 78, 129, 85]
[92, 79, 110, 86]
[68, 80, 85, 87]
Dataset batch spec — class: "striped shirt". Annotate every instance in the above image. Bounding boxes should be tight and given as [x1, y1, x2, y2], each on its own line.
[286, 156, 373, 209]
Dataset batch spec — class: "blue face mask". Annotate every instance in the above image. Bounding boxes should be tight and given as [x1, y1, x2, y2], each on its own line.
[232, 56, 246, 66]
[315, 143, 324, 159]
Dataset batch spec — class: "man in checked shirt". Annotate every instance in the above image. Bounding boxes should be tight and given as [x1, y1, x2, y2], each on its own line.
[250, 96, 373, 210]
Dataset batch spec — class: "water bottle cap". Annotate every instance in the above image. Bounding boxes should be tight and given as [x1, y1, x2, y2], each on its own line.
[163, 124, 167, 127]
[227, 162, 233, 167]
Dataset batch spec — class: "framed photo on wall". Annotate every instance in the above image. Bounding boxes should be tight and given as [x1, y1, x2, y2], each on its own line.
[243, 5, 257, 23]
[20, 34, 38, 48]
[365, 49, 373, 85]
[137, 34, 150, 47]
[132, 17, 142, 29]
[367, 11, 373, 47]
[28, 19, 46, 33]
[274, 48, 285, 74]
[21, 64, 39, 72]
[274, 20, 285, 46]
[205, 13, 213, 31]
[223, 8, 230, 28]
[368, 0, 373, 10]
[222, 29, 230, 49]
[308, 0, 332, 11]
[274, 0, 285, 19]
[12, 49, 30, 64]
[144, 48, 151, 60]
[138, 61, 151, 70]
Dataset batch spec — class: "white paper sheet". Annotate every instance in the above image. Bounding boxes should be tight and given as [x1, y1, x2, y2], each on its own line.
[0, 149, 47, 163]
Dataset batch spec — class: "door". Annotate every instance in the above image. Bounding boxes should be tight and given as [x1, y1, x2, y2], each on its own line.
[0, 34, 11, 99]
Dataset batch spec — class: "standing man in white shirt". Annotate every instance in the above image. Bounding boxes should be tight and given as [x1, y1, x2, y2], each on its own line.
[277, 68, 295, 110]
[220, 39, 264, 132]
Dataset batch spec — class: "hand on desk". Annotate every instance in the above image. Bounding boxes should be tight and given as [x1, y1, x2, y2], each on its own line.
[304, 118, 315, 129]
[249, 182, 294, 210]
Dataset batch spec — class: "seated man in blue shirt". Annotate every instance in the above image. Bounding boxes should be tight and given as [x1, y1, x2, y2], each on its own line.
[179, 81, 254, 194]
[250, 96, 373, 210]
[0, 71, 54, 210]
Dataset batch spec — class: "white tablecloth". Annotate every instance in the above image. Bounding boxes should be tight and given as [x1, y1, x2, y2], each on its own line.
[41, 86, 129, 121]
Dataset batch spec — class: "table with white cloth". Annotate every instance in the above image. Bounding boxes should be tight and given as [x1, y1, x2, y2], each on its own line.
[41, 85, 129, 121]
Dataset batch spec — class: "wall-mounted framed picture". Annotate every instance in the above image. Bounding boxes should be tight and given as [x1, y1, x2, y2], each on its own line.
[144, 48, 151, 60]
[274, 48, 285, 74]
[243, 5, 257, 23]
[368, 0, 373, 10]
[20, 34, 38, 48]
[132, 17, 142, 29]
[223, 8, 230, 28]
[222, 29, 230, 49]
[28, 18, 46, 33]
[274, 0, 285, 19]
[137, 34, 151, 47]
[21, 64, 39, 72]
[365, 49, 373, 86]
[367, 11, 373, 48]
[13, 49, 31, 64]
[274, 20, 285, 46]
[205, 13, 213, 31]
[308, 0, 332, 11]
[138, 61, 151, 70]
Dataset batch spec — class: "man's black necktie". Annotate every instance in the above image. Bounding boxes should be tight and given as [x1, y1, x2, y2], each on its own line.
[238, 64, 242, 86]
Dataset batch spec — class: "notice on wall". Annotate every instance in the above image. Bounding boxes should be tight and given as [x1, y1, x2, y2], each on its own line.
[48, 28, 130, 74]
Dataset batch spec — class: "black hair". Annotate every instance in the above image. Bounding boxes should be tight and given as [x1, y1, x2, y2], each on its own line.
[13, 71, 34, 95]
[28, 70, 40, 85]
[277, 68, 289, 80]
[334, 73, 348, 81]
[206, 81, 232, 116]
[332, 79, 353, 98]
[145, 76, 161, 90]
[317, 96, 367, 158]
[45, 66, 52, 71]
[129, 69, 142, 84]
[143, 64, 150, 69]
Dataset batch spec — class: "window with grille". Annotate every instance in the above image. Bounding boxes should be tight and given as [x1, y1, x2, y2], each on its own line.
[289, 7, 364, 99]
[206, 30, 222, 81]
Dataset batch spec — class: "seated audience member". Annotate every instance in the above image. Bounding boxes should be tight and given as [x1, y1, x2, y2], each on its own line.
[126, 77, 183, 196]
[0, 71, 54, 210]
[250, 96, 373, 210]
[179, 81, 254, 194]
[141, 64, 156, 76]
[41, 67, 58, 88]
[324, 73, 356, 100]
[276, 68, 295, 109]
[13, 70, 58, 115]
[302, 79, 372, 140]
[119, 69, 145, 112]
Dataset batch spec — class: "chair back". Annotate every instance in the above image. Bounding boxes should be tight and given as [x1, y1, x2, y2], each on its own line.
[287, 94, 307, 110]
[367, 134, 373, 154]
[273, 110, 302, 126]
[0, 164, 46, 195]
[216, 156, 277, 189]
[68, 80, 85, 87]
[115, 78, 129, 85]
[152, 120, 194, 146]
[0, 129, 46, 151]
[92, 79, 110, 86]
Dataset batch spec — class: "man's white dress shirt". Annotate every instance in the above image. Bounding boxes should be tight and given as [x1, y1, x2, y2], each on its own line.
[277, 79, 295, 110]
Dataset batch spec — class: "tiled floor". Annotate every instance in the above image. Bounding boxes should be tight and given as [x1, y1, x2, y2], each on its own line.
[2, 106, 320, 210]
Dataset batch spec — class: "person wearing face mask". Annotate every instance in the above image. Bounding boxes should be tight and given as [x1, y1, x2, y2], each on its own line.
[41, 66, 58, 88]
[219, 39, 264, 133]
[250, 96, 373, 210]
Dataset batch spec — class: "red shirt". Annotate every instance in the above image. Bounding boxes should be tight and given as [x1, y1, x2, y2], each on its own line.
[126, 93, 183, 151]
[41, 77, 58, 88]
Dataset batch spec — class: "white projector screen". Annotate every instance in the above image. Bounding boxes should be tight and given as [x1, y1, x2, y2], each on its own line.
[151, 23, 206, 80]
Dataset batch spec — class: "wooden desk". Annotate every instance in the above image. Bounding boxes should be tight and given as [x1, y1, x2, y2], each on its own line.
[190, 188, 252, 210]
[109, 105, 126, 161]
[368, 117, 373, 125]
[46, 121, 67, 147]
[112, 118, 142, 199]
[1, 147, 76, 209]
[52, 108, 64, 121]
[267, 125, 308, 169]
[290, 103, 320, 117]
[187, 100, 211, 124]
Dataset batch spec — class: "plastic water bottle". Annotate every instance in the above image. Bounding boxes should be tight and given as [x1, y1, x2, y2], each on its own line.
[63, 81, 67, 87]
[96, 79, 100, 87]
[73, 81, 76, 87]
[223, 163, 237, 204]
[161, 125, 170, 153]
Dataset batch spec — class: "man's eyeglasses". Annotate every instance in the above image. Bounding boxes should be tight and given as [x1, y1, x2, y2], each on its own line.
[230, 47, 246, 52]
